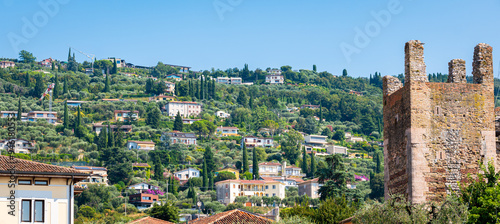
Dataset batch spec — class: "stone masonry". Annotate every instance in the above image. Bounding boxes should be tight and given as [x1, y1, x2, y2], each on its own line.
[383, 40, 495, 203]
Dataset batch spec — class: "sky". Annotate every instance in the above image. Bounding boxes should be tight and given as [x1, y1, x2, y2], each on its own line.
[1, 0, 500, 78]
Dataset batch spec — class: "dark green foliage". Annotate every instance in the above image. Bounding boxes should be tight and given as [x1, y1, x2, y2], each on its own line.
[34, 74, 44, 98]
[204, 146, 215, 174]
[202, 159, 208, 191]
[100, 147, 133, 184]
[53, 73, 59, 99]
[19, 50, 36, 63]
[301, 146, 308, 175]
[252, 147, 259, 180]
[63, 76, 68, 94]
[317, 154, 348, 200]
[107, 124, 114, 148]
[104, 73, 110, 92]
[209, 171, 214, 191]
[214, 171, 236, 182]
[281, 196, 357, 224]
[313, 64, 317, 72]
[242, 144, 249, 173]
[97, 128, 107, 150]
[310, 152, 316, 178]
[342, 69, 348, 77]
[369, 172, 384, 200]
[146, 103, 161, 128]
[333, 129, 345, 141]
[237, 90, 247, 107]
[63, 101, 68, 129]
[173, 111, 183, 131]
[148, 201, 179, 223]
[17, 97, 21, 121]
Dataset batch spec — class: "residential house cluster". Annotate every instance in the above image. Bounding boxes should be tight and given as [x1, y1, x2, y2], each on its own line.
[1, 111, 57, 124]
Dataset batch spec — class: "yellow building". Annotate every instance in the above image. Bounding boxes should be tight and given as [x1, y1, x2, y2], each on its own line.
[216, 126, 239, 137]
[0, 155, 88, 224]
[216, 167, 240, 180]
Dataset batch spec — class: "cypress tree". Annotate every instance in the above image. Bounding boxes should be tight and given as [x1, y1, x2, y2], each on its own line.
[202, 160, 208, 191]
[301, 146, 308, 175]
[375, 151, 382, 173]
[173, 111, 183, 131]
[242, 144, 249, 173]
[74, 106, 81, 137]
[319, 105, 323, 123]
[313, 64, 317, 72]
[104, 73, 110, 92]
[63, 101, 68, 129]
[209, 171, 214, 191]
[107, 124, 114, 147]
[25, 72, 30, 87]
[249, 94, 254, 109]
[252, 147, 259, 180]
[310, 152, 316, 177]
[200, 76, 204, 100]
[98, 128, 107, 150]
[68, 48, 71, 62]
[212, 80, 216, 99]
[53, 73, 59, 99]
[51, 62, 55, 71]
[112, 59, 117, 74]
[17, 97, 21, 121]
[204, 146, 214, 174]
[63, 76, 68, 94]
[191, 186, 197, 204]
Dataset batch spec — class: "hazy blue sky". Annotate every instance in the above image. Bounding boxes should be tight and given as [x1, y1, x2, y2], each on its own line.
[1, 0, 500, 77]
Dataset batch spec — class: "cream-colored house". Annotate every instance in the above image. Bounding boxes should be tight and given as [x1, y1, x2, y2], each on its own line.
[215, 179, 286, 205]
[0, 155, 88, 224]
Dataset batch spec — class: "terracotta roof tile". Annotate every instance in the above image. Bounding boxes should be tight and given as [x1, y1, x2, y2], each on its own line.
[190, 209, 273, 224]
[0, 155, 88, 177]
[128, 216, 175, 224]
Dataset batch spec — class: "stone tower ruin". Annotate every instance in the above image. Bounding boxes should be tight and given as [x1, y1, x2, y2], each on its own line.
[383, 40, 495, 203]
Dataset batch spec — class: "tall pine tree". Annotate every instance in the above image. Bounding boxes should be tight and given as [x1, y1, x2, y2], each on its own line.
[104, 72, 110, 92]
[252, 147, 259, 180]
[63, 76, 68, 95]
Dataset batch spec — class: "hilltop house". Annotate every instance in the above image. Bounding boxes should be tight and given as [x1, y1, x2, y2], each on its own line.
[0, 155, 88, 223]
[114, 110, 139, 122]
[162, 132, 197, 145]
[71, 166, 109, 187]
[216, 126, 239, 137]
[127, 140, 155, 151]
[0, 139, 34, 154]
[173, 167, 200, 181]
[0, 60, 15, 68]
[128, 182, 160, 193]
[216, 110, 230, 119]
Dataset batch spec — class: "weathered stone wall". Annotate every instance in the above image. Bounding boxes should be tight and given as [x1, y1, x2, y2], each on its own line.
[447, 59, 466, 83]
[384, 40, 495, 203]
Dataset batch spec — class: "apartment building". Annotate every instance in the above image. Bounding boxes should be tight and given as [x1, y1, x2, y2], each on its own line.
[215, 179, 286, 205]
[114, 110, 139, 122]
[241, 136, 274, 148]
[216, 77, 242, 85]
[1, 111, 57, 124]
[129, 193, 159, 209]
[0, 155, 88, 224]
[326, 145, 348, 155]
[164, 101, 202, 117]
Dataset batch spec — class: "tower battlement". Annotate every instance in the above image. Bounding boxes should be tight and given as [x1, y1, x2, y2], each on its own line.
[383, 41, 495, 203]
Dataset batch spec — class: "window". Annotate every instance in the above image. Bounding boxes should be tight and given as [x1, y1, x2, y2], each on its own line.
[265, 186, 269, 189]
[226, 184, 229, 189]
[273, 193, 276, 196]
[142, 196, 151, 200]
[34, 200, 44, 222]
[117, 113, 122, 117]
[35, 180, 48, 185]
[22, 200, 31, 222]
[36, 114, 43, 117]
[272, 185, 276, 189]
[19, 180, 32, 185]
